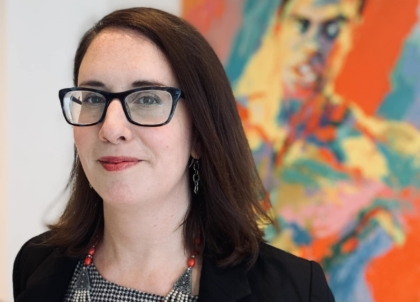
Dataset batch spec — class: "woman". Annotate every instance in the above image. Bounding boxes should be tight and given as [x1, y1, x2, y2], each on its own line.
[13, 7, 335, 302]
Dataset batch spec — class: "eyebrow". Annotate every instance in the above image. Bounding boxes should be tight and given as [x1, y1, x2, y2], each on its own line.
[322, 15, 348, 25]
[78, 79, 168, 88]
[78, 80, 106, 87]
[290, 14, 348, 24]
[131, 80, 167, 87]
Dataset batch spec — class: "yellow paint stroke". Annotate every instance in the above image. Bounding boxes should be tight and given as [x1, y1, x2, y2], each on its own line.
[341, 135, 388, 180]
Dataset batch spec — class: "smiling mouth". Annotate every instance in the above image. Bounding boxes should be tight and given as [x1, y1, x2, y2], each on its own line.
[293, 64, 321, 87]
[98, 156, 140, 172]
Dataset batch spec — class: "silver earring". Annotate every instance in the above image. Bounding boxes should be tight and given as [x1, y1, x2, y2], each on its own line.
[192, 159, 200, 194]
[188, 156, 195, 168]
[89, 183, 92, 189]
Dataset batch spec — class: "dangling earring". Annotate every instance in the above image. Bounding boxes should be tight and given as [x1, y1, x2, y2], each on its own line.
[192, 158, 200, 194]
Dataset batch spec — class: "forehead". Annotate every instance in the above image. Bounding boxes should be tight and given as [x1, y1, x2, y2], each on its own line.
[284, 0, 361, 20]
[78, 28, 177, 87]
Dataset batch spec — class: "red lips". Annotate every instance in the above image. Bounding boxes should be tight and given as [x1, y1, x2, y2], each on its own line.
[98, 156, 140, 172]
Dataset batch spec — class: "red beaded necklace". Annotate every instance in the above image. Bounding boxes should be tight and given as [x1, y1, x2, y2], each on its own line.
[84, 237, 201, 268]
[71, 236, 202, 302]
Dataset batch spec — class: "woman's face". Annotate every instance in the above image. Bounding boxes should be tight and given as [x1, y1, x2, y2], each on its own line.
[75, 28, 194, 207]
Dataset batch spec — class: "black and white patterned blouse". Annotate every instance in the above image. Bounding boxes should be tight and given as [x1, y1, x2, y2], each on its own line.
[64, 261, 199, 302]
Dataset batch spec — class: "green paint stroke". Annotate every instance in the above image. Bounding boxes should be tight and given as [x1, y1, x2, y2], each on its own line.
[280, 158, 349, 188]
[378, 143, 420, 189]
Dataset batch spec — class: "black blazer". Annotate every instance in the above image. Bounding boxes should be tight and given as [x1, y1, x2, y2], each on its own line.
[13, 233, 335, 301]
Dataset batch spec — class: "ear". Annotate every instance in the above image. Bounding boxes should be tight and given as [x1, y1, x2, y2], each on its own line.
[191, 130, 201, 159]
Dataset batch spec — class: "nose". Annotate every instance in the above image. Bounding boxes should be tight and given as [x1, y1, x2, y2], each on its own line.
[302, 27, 323, 56]
[98, 99, 133, 144]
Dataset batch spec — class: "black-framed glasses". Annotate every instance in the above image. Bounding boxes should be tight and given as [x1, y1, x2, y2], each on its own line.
[59, 86, 184, 127]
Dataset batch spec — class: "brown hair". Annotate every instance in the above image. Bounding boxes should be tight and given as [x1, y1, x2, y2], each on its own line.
[47, 7, 270, 267]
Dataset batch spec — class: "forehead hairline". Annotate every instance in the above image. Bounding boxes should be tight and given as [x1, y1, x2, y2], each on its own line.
[78, 28, 178, 88]
[284, 0, 361, 17]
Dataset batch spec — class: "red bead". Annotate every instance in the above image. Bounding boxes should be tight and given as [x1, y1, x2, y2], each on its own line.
[187, 257, 196, 268]
[84, 256, 92, 266]
[88, 247, 96, 255]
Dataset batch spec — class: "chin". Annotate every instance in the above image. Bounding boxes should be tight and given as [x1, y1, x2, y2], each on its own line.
[283, 85, 319, 101]
[292, 87, 319, 101]
[96, 184, 140, 206]
[102, 194, 144, 208]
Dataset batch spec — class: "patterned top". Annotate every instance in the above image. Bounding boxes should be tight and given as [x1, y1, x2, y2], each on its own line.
[64, 261, 199, 302]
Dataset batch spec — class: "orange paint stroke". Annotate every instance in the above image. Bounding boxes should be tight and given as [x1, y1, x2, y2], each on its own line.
[237, 96, 272, 144]
[341, 236, 359, 254]
[301, 234, 337, 262]
[313, 126, 336, 142]
[366, 199, 420, 302]
[182, 0, 227, 34]
[334, 0, 419, 115]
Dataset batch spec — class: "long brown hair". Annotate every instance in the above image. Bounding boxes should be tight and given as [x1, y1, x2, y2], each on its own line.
[48, 7, 270, 267]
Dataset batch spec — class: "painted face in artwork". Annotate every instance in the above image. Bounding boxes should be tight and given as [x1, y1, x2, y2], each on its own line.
[277, 0, 362, 100]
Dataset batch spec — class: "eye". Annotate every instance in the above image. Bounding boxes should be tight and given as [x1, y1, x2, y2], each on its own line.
[295, 18, 310, 34]
[322, 17, 346, 41]
[83, 94, 105, 104]
[132, 94, 162, 105]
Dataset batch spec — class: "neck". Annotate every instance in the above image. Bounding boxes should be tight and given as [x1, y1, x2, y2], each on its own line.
[92, 190, 198, 296]
[99, 191, 190, 265]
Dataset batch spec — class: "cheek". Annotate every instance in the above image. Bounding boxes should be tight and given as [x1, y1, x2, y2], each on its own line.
[281, 29, 301, 48]
[73, 127, 95, 156]
[145, 124, 192, 158]
[170, 103, 194, 152]
[150, 117, 193, 162]
[319, 36, 336, 53]
[73, 128, 85, 149]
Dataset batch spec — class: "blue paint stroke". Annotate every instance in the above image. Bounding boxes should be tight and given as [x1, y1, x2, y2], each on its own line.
[328, 226, 393, 302]
[290, 222, 312, 245]
[225, 0, 282, 87]
[377, 23, 420, 125]
[264, 217, 312, 245]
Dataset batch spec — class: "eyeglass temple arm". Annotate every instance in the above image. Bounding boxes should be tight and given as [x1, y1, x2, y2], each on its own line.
[70, 96, 82, 105]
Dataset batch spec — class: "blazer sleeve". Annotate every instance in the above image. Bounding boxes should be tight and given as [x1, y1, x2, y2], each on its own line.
[309, 261, 335, 302]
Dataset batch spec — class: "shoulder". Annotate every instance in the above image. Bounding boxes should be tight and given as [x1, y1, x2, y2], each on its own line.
[13, 231, 57, 297]
[254, 243, 312, 277]
[257, 242, 309, 266]
[13, 231, 55, 276]
[247, 243, 335, 301]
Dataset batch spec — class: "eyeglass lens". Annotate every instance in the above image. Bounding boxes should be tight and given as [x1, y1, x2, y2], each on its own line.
[62, 90, 173, 125]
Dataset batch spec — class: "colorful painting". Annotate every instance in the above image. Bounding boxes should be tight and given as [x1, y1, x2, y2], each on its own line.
[183, 0, 420, 301]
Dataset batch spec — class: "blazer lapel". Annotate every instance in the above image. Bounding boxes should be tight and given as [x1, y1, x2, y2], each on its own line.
[16, 250, 78, 302]
[198, 256, 251, 302]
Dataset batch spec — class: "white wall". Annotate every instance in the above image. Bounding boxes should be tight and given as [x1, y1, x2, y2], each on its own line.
[1, 0, 8, 300]
[2, 1, 181, 301]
